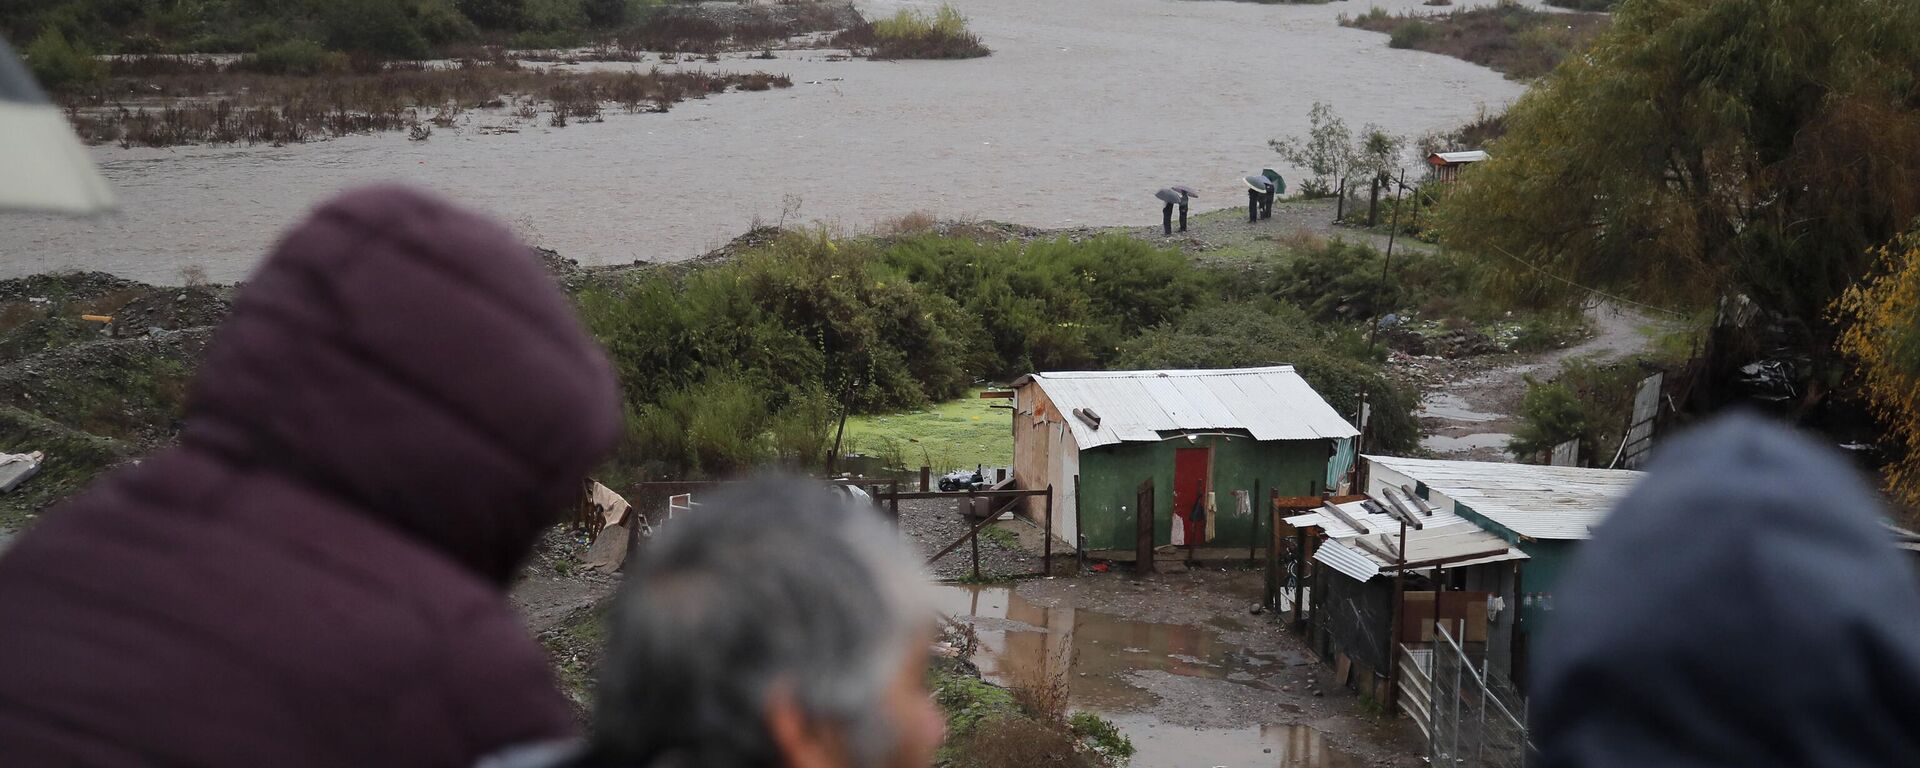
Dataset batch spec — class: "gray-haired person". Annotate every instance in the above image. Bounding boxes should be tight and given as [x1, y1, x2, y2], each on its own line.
[487, 478, 945, 768]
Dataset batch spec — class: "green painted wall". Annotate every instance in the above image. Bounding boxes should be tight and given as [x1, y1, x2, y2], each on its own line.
[1447, 500, 1581, 633]
[1077, 436, 1331, 551]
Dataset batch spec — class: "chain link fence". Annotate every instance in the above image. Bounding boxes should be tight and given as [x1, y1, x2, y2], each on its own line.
[1426, 623, 1535, 768]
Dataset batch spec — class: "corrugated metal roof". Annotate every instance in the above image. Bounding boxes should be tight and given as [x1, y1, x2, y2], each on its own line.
[1292, 497, 1529, 582]
[1430, 150, 1489, 164]
[1362, 455, 1645, 541]
[1285, 499, 1474, 538]
[1016, 366, 1359, 449]
[1315, 540, 1381, 581]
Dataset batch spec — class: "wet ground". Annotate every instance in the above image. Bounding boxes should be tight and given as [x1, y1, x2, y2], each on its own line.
[1, 0, 1535, 283]
[1414, 301, 1670, 461]
[935, 571, 1422, 768]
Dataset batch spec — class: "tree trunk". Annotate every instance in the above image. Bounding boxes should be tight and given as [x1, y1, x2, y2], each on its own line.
[1367, 177, 1381, 227]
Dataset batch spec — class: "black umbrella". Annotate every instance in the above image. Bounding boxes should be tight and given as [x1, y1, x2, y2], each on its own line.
[1, 37, 114, 215]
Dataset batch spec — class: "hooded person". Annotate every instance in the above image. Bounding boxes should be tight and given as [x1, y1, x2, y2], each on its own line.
[1532, 413, 1920, 768]
[0, 186, 623, 767]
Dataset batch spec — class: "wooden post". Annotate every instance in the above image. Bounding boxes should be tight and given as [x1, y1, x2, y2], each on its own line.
[1074, 475, 1085, 572]
[1432, 566, 1443, 647]
[1386, 516, 1409, 706]
[1265, 492, 1279, 608]
[824, 375, 855, 474]
[1367, 169, 1409, 355]
[920, 466, 931, 492]
[1135, 479, 1155, 575]
[1292, 525, 1308, 629]
[1511, 561, 1528, 691]
[1248, 480, 1261, 566]
[889, 479, 900, 525]
[971, 524, 982, 580]
[1042, 484, 1054, 576]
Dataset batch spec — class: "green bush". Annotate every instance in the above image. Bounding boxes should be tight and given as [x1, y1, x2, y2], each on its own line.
[522, 0, 586, 31]
[878, 234, 1208, 377]
[1067, 712, 1136, 763]
[324, 0, 430, 57]
[1508, 358, 1653, 462]
[1115, 303, 1420, 452]
[245, 39, 349, 76]
[837, 2, 989, 59]
[23, 28, 107, 91]
[458, 0, 527, 28]
[1389, 20, 1438, 49]
[411, 0, 481, 43]
[1269, 238, 1404, 322]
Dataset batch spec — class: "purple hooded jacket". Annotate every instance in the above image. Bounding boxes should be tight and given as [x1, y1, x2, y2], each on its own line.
[0, 186, 622, 767]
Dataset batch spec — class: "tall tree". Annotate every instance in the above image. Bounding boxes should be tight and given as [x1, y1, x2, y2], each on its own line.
[1435, 0, 1920, 326]
[1833, 227, 1920, 512]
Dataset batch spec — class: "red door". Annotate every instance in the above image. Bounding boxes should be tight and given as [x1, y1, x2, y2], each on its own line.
[1173, 447, 1210, 547]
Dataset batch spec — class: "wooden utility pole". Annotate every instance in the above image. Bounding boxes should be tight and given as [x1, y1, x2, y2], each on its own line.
[1386, 515, 1409, 706]
[1366, 168, 1409, 353]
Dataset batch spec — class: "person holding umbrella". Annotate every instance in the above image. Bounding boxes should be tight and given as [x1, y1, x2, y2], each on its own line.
[1154, 186, 1199, 236]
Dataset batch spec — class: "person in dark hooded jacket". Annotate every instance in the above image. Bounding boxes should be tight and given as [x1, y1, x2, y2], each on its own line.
[0, 186, 623, 767]
[1533, 413, 1920, 768]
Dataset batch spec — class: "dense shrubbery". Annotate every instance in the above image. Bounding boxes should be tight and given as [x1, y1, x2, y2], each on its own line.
[1268, 239, 1405, 323]
[22, 28, 107, 89]
[243, 39, 350, 76]
[1115, 303, 1419, 452]
[834, 3, 989, 59]
[577, 229, 1413, 476]
[1344, 3, 1609, 80]
[1508, 357, 1661, 462]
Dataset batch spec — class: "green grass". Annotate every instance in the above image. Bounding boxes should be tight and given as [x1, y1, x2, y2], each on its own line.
[842, 388, 1012, 471]
[981, 525, 1019, 549]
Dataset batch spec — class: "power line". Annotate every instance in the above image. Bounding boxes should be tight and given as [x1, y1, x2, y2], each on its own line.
[1485, 243, 1691, 318]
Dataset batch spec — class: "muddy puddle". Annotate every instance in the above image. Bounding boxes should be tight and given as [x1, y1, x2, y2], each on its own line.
[933, 584, 1361, 767]
[1418, 392, 1499, 424]
[2, 0, 1535, 282]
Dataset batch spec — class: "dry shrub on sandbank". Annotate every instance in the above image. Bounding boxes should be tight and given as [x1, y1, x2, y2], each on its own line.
[58, 55, 791, 147]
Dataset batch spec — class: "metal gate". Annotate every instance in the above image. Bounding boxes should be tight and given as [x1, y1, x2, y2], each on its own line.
[1401, 623, 1534, 768]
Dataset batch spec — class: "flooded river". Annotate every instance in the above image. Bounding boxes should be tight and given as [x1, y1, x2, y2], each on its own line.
[934, 582, 1370, 768]
[1, 0, 1531, 283]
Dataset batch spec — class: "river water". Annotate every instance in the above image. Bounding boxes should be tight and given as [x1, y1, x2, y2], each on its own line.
[0, 0, 1529, 283]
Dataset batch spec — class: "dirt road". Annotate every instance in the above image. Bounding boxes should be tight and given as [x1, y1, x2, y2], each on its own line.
[1416, 301, 1672, 461]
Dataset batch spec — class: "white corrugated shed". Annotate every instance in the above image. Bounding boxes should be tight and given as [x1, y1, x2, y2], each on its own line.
[1293, 499, 1528, 582]
[1363, 455, 1645, 541]
[1431, 150, 1489, 164]
[1014, 366, 1359, 450]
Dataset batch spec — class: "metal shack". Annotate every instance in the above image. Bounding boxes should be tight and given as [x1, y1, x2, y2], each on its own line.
[1426, 150, 1489, 183]
[1360, 455, 1645, 667]
[1010, 366, 1359, 561]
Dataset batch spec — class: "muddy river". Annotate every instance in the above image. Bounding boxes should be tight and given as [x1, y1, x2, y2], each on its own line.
[1, 0, 1534, 283]
[934, 582, 1371, 768]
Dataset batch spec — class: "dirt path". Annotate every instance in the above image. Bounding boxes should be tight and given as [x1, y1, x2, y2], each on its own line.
[940, 571, 1422, 768]
[1415, 301, 1671, 461]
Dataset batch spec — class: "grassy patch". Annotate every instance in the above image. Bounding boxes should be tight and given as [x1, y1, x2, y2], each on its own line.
[539, 599, 614, 715]
[1342, 3, 1609, 79]
[842, 389, 1013, 472]
[980, 525, 1019, 549]
[0, 404, 139, 532]
[835, 3, 989, 60]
